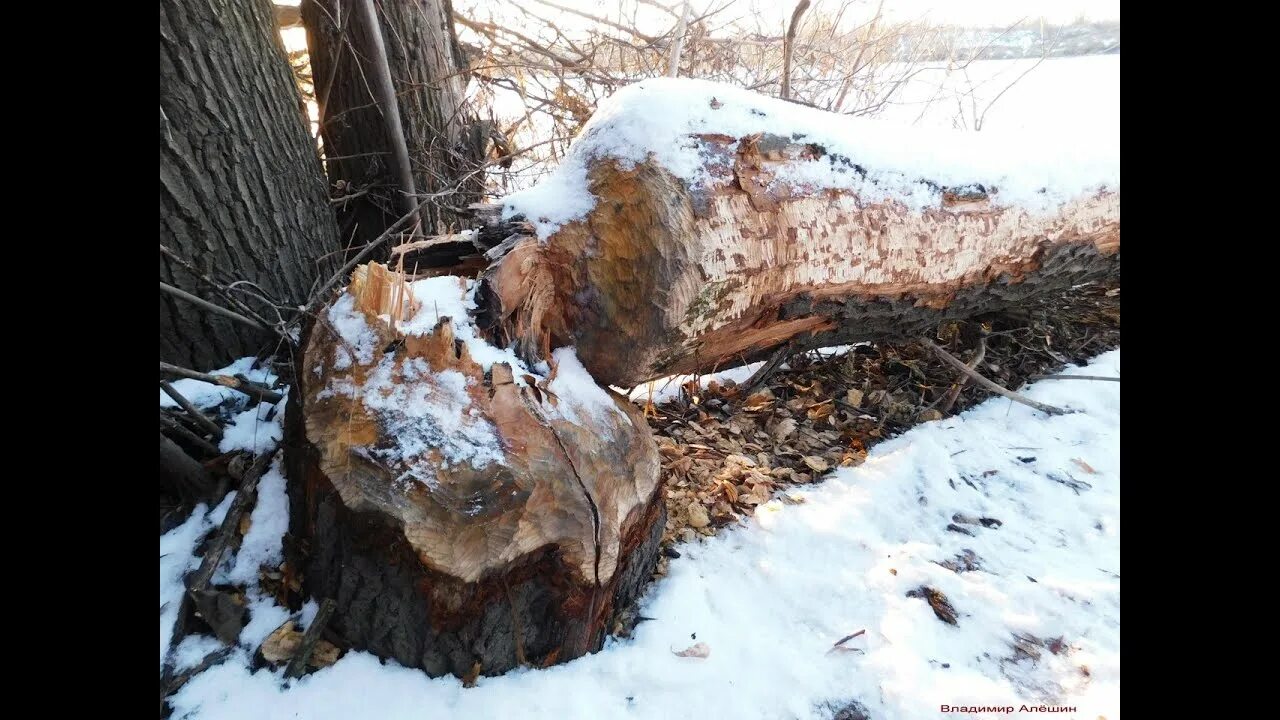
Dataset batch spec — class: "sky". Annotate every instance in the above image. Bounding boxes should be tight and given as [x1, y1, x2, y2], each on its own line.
[876, 0, 1119, 25]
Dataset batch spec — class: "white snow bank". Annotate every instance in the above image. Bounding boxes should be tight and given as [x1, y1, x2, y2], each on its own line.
[168, 349, 1119, 720]
[503, 77, 1119, 238]
[160, 358, 278, 411]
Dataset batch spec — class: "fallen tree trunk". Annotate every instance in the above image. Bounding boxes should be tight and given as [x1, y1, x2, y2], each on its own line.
[289, 78, 1119, 680]
[474, 80, 1120, 388]
[287, 264, 663, 679]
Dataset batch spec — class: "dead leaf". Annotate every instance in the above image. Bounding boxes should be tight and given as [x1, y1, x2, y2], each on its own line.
[771, 417, 798, 441]
[803, 456, 829, 473]
[309, 640, 341, 669]
[687, 501, 710, 528]
[807, 401, 834, 422]
[906, 586, 958, 625]
[672, 641, 711, 658]
[260, 620, 302, 664]
[1072, 458, 1097, 474]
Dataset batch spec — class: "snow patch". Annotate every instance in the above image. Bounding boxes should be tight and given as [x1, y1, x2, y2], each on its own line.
[218, 389, 287, 455]
[548, 347, 629, 429]
[167, 350, 1120, 720]
[216, 457, 289, 586]
[361, 357, 505, 474]
[160, 493, 234, 670]
[159, 357, 278, 412]
[502, 77, 1119, 238]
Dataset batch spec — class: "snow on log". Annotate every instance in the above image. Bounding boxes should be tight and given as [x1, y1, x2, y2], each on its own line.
[477, 78, 1120, 388]
[286, 263, 663, 678]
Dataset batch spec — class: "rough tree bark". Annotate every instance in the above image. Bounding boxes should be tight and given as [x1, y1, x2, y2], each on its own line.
[302, 0, 483, 255]
[476, 134, 1121, 388]
[160, 0, 340, 369]
[287, 264, 663, 679]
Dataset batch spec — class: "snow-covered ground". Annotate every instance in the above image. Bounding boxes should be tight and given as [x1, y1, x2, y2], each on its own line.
[163, 349, 1119, 720]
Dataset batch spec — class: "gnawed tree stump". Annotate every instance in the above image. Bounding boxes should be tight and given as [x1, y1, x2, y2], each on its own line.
[472, 79, 1120, 388]
[287, 264, 663, 678]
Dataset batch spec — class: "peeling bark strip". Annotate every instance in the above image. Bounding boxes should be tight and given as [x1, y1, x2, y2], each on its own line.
[287, 265, 664, 678]
[478, 134, 1119, 388]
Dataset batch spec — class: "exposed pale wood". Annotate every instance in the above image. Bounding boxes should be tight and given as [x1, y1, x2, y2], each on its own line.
[288, 264, 664, 679]
[478, 133, 1120, 387]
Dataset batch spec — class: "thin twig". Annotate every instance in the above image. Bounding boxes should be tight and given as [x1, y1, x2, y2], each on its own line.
[938, 335, 986, 414]
[160, 411, 220, 455]
[922, 339, 1068, 416]
[159, 282, 276, 335]
[161, 647, 234, 704]
[781, 1, 811, 99]
[160, 381, 224, 439]
[285, 599, 338, 679]
[159, 362, 284, 405]
[160, 244, 278, 329]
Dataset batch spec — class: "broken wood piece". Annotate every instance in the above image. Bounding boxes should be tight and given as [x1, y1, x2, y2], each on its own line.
[160, 410, 220, 455]
[285, 598, 338, 678]
[160, 361, 284, 405]
[160, 432, 217, 503]
[161, 381, 224, 439]
[187, 451, 277, 595]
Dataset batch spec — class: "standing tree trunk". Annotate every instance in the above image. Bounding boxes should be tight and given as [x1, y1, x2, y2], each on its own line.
[160, 0, 340, 370]
[302, 0, 483, 256]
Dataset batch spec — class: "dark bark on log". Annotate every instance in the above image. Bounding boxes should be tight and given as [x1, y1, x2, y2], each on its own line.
[302, 0, 483, 255]
[160, 0, 339, 369]
[160, 432, 216, 503]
